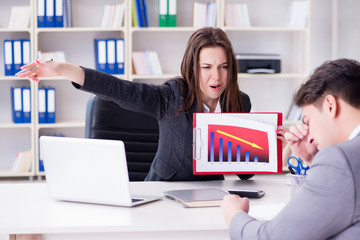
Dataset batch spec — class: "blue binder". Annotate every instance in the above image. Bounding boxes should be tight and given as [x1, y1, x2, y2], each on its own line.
[37, 0, 46, 27]
[4, 40, 14, 76]
[38, 88, 47, 123]
[45, 0, 55, 27]
[142, 0, 149, 27]
[116, 39, 125, 74]
[135, 0, 144, 27]
[22, 87, 31, 123]
[13, 40, 22, 74]
[11, 87, 23, 123]
[55, 0, 64, 27]
[46, 88, 56, 123]
[107, 39, 116, 74]
[94, 39, 108, 73]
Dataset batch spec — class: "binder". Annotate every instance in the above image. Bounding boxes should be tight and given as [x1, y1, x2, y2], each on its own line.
[11, 87, 23, 123]
[22, 87, 31, 123]
[135, 0, 144, 27]
[94, 39, 108, 73]
[4, 40, 14, 76]
[168, 0, 177, 27]
[116, 38, 125, 74]
[192, 112, 283, 175]
[38, 88, 47, 123]
[64, 0, 73, 27]
[45, 0, 55, 27]
[55, 0, 64, 27]
[13, 40, 22, 74]
[46, 88, 56, 123]
[131, 0, 139, 27]
[142, 0, 149, 27]
[159, 0, 168, 27]
[106, 39, 116, 74]
[38, 0, 46, 27]
[21, 39, 31, 66]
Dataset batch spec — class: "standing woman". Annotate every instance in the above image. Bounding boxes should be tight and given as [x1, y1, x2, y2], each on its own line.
[18, 27, 252, 181]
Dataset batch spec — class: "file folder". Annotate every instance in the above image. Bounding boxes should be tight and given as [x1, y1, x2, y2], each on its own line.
[106, 39, 116, 74]
[4, 40, 14, 76]
[135, 0, 145, 27]
[142, 0, 149, 27]
[38, 88, 47, 123]
[132, 0, 139, 27]
[22, 87, 31, 123]
[46, 88, 56, 123]
[116, 39, 125, 74]
[94, 39, 108, 73]
[21, 39, 31, 66]
[168, 0, 177, 27]
[45, 0, 55, 27]
[159, 0, 168, 27]
[11, 87, 23, 123]
[13, 40, 22, 74]
[37, 0, 46, 27]
[55, 0, 64, 27]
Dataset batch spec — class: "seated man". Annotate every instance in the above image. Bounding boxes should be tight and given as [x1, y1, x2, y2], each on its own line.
[221, 58, 360, 239]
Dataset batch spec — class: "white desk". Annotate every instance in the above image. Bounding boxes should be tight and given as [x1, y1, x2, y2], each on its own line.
[0, 174, 290, 240]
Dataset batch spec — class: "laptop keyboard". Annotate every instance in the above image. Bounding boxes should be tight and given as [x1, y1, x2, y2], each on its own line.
[132, 198, 144, 203]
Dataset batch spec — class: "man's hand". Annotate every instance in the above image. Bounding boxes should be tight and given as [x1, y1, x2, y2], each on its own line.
[221, 195, 249, 225]
[284, 123, 318, 164]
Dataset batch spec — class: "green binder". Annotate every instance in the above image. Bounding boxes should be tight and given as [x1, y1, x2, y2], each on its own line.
[159, 0, 168, 27]
[132, 0, 139, 27]
[168, 0, 177, 27]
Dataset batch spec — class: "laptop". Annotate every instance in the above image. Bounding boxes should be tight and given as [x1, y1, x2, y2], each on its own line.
[39, 136, 161, 207]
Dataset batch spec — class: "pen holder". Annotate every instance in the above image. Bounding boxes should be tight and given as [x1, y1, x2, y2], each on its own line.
[291, 174, 306, 198]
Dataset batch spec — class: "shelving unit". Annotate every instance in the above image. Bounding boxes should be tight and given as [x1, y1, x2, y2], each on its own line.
[0, 0, 310, 178]
[0, 0, 35, 178]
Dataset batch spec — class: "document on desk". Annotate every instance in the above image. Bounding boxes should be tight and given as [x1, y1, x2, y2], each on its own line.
[193, 112, 283, 174]
[249, 203, 286, 221]
[164, 188, 228, 208]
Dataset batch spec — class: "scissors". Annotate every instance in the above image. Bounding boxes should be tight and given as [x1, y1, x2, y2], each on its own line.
[287, 156, 309, 175]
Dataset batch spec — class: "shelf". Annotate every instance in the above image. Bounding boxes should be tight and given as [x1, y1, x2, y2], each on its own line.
[0, 76, 31, 81]
[238, 73, 307, 79]
[36, 27, 127, 33]
[37, 121, 85, 129]
[130, 73, 180, 80]
[0, 169, 34, 177]
[0, 123, 32, 129]
[0, 28, 31, 33]
[130, 27, 198, 32]
[223, 26, 308, 32]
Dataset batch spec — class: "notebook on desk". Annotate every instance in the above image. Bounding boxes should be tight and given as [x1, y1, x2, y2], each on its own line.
[39, 136, 161, 207]
[164, 188, 228, 208]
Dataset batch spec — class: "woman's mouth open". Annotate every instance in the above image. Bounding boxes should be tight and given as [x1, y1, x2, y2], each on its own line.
[210, 84, 221, 91]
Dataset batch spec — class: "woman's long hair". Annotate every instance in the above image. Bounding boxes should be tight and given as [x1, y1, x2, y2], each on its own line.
[179, 27, 243, 113]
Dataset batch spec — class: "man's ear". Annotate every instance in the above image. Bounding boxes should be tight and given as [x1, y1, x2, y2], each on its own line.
[323, 94, 338, 118]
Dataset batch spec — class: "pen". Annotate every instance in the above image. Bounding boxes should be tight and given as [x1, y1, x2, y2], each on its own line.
[15, 59, 53, 76]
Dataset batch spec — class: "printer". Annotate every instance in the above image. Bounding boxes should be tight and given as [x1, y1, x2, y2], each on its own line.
[236, 54, 281, 73]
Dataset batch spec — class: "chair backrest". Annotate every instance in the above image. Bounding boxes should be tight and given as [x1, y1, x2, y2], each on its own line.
[85, 95, 159, 181]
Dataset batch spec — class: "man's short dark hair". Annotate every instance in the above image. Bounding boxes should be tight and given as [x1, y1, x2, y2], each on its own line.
[295, 58, 360, 109]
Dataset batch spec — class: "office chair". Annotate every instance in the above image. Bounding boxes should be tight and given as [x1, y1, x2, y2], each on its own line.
[85, 95, 159, 181]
